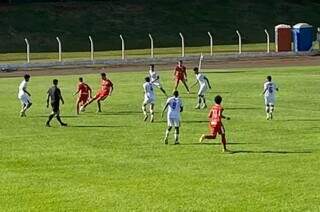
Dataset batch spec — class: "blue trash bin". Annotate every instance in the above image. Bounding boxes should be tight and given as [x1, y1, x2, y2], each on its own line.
[293, 23, 313, 52]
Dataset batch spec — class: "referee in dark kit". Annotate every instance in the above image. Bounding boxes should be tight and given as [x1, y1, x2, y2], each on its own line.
[46, 79, 67, 127]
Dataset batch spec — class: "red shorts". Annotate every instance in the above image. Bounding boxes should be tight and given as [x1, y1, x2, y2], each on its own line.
[78, 94, 89, 104]
[175, 75, 185, 83]
[94, 91, 109, 101]
[209, 123, 225, 137]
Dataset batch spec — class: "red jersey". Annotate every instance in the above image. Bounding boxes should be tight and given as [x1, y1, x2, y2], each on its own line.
[100, 79, 113, 94]
[208, 104, 223, 126]
[175, 65, 187, 78]
[77, 82, 91, 95]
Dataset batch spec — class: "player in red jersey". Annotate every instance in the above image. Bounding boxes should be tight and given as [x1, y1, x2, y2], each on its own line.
[80, 73, 113, 113]
[199, 95, 231, 152]
[173, 60, 190, 93]
[73, 77, 92, 115]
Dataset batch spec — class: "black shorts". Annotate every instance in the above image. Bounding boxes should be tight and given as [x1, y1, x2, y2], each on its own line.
[51, 102, 60, 113]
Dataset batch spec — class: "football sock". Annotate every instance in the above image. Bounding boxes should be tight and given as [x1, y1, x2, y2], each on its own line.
[26, 102, 32, 109]
[164, 129, 170, 140]
[198, 96, 202, 104]
[142, 105, 147, 116]
[270, 104, 274, 113]
[202, 97, 206, 105]
[174, 128, 179, 142]
[47, 114, 55, 124]
[266, 106, 270, 116]
[150, 109, 154, 121]
[174, 132, 179, 143]
[56, 115, 64, 125]
[97, 101, 102, 112]
[221, 134, 227, 150]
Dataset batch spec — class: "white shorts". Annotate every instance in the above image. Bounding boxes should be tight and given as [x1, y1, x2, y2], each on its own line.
[18, 94, 31, 105]
[143, 97, 155, 105]
[265, 95, 275, 105]
[198, 85, 208, 96]
[152, 81, 162, 88]
[167, 117, 180, 127]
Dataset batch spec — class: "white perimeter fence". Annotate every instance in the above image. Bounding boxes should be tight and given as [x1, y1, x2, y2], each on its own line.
[1, 29, 319, 70]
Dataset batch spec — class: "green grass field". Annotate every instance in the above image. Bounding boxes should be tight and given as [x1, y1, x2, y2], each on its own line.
[0, 66, 320, 211]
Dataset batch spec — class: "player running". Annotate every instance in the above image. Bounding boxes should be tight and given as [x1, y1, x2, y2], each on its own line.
[142, 76, 155, 122]
[149, 64, 167, 96]
[191, 67, 212, 109]
[199, 95, 230, 152]
[73, 77, 92, 115]
[46, 79, 67, 127]
[80, 73, 113, 113]
[262, 75, 278, 120]
[173, 60, 190, 93]
[161, 91, 183, 145]
[18, 74, 32, 117]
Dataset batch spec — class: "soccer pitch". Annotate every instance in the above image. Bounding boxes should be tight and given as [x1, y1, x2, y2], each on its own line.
[0, 66, 320, 211]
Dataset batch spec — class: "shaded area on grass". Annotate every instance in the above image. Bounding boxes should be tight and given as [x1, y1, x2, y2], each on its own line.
[230, 150, 312, 154]
[69, 125, 130, 128]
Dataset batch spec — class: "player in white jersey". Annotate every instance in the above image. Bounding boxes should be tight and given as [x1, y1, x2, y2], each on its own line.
[262, 76, 278, 120]
[149, 64, 167, 96]
[161, 91, 183, 144]
[18, 74, 32, 117]
[142, 76, 156, 122]
[191, 67, 211, 109]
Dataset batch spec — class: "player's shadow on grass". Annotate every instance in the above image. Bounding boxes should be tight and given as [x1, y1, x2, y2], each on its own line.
[225, 107, 260, 110]
[70, 125, 129, 128]
[184, 120, 209, 123]
[205, 70, 250, 74]
[279, 119, 320, 122]
[93, 111, 141, 116]
[181, 142, 251, 146]
[230, 150, 312, 154]
[34, 115, 79, 118]
[155, 120, 208, 123]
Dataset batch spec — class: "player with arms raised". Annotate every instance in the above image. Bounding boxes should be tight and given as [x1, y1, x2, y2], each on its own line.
[80, 73, 113, 113]
[73, 77, 92, 115]
[142, 76, 155, 122]
[149, 64, 167, 96]
[262, 75, 278, 120]
[18, 74, 32, 117]
[199, 95, 230, 152]
[162, 91, 183, 145]
[191, 67, 211, 109]
[173, 60, 190, 93]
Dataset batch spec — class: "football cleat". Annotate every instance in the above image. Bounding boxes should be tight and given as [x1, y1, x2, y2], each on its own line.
[199, 135, 205, 143]
[222, 149, 231, 153]
[79, 106, 85, 112]
[163, 137, 168, 145]
[201, 104, 207, 109]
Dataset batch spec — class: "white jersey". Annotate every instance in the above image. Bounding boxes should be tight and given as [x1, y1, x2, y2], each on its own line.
[18, 80, 28, 98]
[264, 81, 277, 97]
[166, 97, 183, 119]
[149, 69, 159, 82]
[196, 73, 208, 87]
[143, 82, 155, 100]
